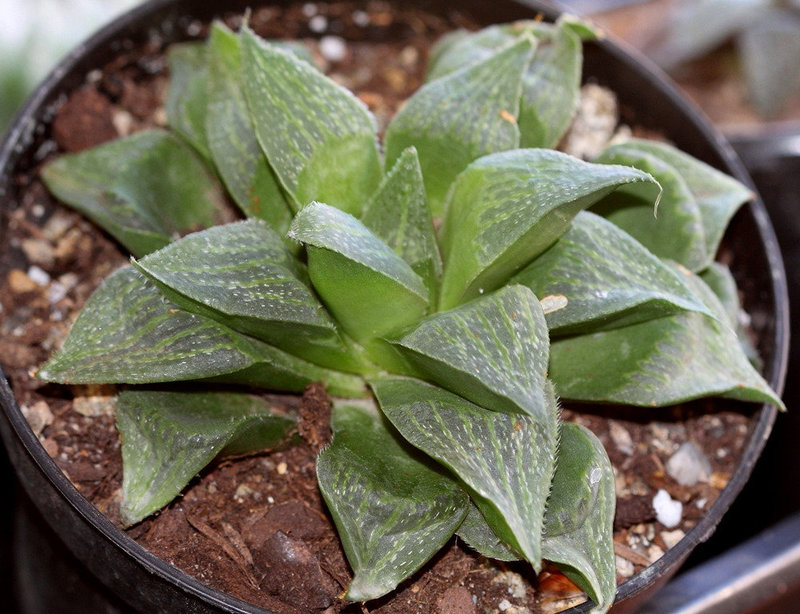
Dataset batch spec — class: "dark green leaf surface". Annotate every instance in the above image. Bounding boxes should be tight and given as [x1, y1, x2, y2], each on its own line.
[165, 42, 211, 159]
[37, 267, 365, 397]
[133, 219, 360, 372]
[518, 20, 582, 148]
[542, 423, 616, 613]
[241, 27, 381, 216]
[361, 147, 442, 295]
[392, 285, 553, 422]
[205, 23, 294, 234]
[372, 375, 559, 570]
[439, 149, 661, 310]
[511, 211, 713, 334]
[549, 273, 784, 408]
[289, 202, 429, 344]
[456, 502, 519, 561]
[118, 389, 295, 525]
[606, 139, 752, 267]
[318, 401, 468, 601]
[40, 129, 225, 257]
[385, 37, 534, 216]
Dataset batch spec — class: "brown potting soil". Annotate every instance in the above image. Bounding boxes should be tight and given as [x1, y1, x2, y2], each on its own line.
[0, 3, 759, 614]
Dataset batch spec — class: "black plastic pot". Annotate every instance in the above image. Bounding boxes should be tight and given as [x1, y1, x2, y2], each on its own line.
[0, 1, 789, 613]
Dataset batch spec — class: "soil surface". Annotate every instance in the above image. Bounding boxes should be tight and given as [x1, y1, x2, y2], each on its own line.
[0, 2, 760, 614]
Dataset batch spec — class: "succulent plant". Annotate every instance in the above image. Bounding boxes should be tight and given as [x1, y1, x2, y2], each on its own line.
[37, 15, 782, 613]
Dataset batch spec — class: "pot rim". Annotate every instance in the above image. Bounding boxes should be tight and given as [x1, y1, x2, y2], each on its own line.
[0, 1, 789, 613]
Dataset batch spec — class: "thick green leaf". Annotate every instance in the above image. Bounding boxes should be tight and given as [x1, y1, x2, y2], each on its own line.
[385, 37, 534, 216]
[518, 20, 582, 148]
[40, 129, 225, 257]
[205, 23, 294, 235]
[700, 262, 761, 367]
[392, 285, 553, 422]
[289, 202, 429, 346]
[425, 19, 584, 148]
[511, 211, 713, 334]
[371, 375, 560, 571]
[438, 149, 661, 310]
[549, 272, 784, 408]
[317, 401, 468, 601]
[37, 267, 365, 397]
[165, 42, 211, 159]
[456, 502, 519, 561]
[542, 423, 616, 614]
[425, 24, 535, 81]
[605, 139, 752, 267]
[361, 147, 442, 295]
[118, 389, 296, 525]
[133, 219, 361, 373]
[241, 26, 381, 216]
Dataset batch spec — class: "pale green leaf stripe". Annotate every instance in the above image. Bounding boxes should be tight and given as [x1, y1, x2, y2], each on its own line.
[289, 202, 429, 344]
[385, 37, 534, 216]
[241, 26, 381, 216]
[118, 389, 296, 525]
[594, 143, 708, 272]
[40, 129, 224, 257]
[205, 23, 294, 235]
[542, 423, 616, 614]
[361, 147, 442, 295]
[518, 20, 582, 148]
[318, 401, 468, 601]
[372, 375, 559, 571]
[604, 138, 753, 268]
[37, 267, 365, 397]
[392, 285, 553, 423]
[133, 219, 360, 372]
[512, 211, 713, 334]
[549, 273, 784, 408]
[439, 148, 662, 310]
[165, 41, 211, 159]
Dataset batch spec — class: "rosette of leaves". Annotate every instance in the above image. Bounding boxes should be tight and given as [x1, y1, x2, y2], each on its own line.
[38, 16, 783, 613]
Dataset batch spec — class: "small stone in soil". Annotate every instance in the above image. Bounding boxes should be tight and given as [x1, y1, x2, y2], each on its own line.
[652, 489, 683, 528]
[666, 441, 712, 486]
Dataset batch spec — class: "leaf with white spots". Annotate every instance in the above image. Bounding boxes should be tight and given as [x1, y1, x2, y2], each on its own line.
[289, 202, 429, 351]
[391, 285, 553, 422]
[317, 401, 468, 601]
[511, 211, 713, 334]
[371, 375, 559, 571]
[438, 149, 661, 310]
[37, 267, 365, 397]
[40, 129, 226, 257]
[166, 41, 211, 159]
[385, 37, 534, 216]
[204, 23, 294, 235]
[118, 389, 296, 525]
[133, 219, 361, 373]
[549, 272, 784, 408]
[542, 423, 616, 614]
[241, 26, 381, 216]
[456, 502, 520, 561]
[361, 147, 442, 295]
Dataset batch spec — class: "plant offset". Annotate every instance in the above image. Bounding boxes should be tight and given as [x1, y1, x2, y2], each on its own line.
[37, 16, 782, 614]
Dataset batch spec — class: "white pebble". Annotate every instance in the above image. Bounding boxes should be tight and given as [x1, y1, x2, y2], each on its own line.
[499, 599, 512, 611]
[353, 10, 370, 26]
[653, 489, 682, 528]
[309, 14, 327, 33]
[27, 265, 50, 286]
[319, 35, 346, 62]
[666, 442, 712, 486]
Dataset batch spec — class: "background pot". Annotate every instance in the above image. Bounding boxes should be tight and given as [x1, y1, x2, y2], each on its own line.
[0, 1, 789, 613]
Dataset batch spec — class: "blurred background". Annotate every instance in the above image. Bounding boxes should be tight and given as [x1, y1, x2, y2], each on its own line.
[1, 0, 799, 612]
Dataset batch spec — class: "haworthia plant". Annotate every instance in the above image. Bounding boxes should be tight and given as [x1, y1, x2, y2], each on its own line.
[38, 16, 783, 614]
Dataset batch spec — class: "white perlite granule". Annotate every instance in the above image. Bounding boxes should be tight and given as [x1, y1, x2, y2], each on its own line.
[652, 489, 682, 528]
